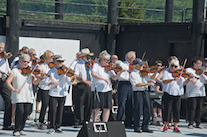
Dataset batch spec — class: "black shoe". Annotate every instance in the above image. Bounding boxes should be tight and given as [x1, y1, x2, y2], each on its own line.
[73, 125, 81, 128]
[142, 129, 153, 133]
[2, 125, 14, 130]
[134, 129, 142, 133]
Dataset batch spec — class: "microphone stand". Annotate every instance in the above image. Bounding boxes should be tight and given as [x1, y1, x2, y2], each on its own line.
[87, 57, 100, 122]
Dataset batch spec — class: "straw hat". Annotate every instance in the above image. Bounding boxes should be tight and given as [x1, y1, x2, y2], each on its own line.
[53, 55, 65, 61]
[79, 48, 94, 57]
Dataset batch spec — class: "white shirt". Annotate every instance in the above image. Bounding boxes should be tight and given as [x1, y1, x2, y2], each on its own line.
[186, 67, 207, 97]
[118, 61, 131, 81]
[70, 59, 78, 71]
[45, 67, 73, 97]
[162, 69, 185, 96]
[91, 62, 115, 92]
[130, 69, 150, 91]
[11, 68, 34, 104]
[11, 56, 19, 69]
[39, 62, 51, 90]
[0, 57, 11, 79]
[74, 60, 92, 83]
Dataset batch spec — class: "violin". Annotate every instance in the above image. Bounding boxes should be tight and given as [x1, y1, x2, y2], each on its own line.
[0, 51, 12, 58]
[196, 69, 207, 75]
[22, 66, 50, 77]
[48, 62, 55, 68]
[32, 57, 45, 66]
[105, 64, 122, 72]
[57, 65, 75, 77]
[172, 70, 199, 79]
[86, 59, 95, 68]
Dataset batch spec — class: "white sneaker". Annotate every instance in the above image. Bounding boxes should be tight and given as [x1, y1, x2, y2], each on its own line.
[47, 129, 55, 134]
[13, 131, 20, 136]
[19, 130, 27, 135]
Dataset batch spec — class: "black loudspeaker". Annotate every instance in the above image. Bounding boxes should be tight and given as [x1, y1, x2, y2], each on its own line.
[61, 106, 75, 126]
[77, 121, 126, 137]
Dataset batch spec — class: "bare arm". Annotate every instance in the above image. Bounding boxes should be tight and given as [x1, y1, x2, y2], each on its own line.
[111, 69, 126, 80]
[6, 73, 21, 93]
[92, 71, 109, 84]
[156, 71, 163, 83]
[135, 82, 154, 87]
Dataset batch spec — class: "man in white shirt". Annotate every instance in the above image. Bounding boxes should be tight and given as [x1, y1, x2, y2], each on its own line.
[0, 40, 13, 130]
[73, 48, 94, 127]
[116, 51, 135, 127]
[130, 58, 154, 133]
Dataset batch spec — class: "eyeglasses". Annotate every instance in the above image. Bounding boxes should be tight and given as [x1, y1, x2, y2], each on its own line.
[32, 54, 36, 56]
[157, 65, 162, 67]
[57, 60, 64, 63]
[171, 65, 178, 68]
[104, 59, 110, 62]
[23, 61, 29, 64]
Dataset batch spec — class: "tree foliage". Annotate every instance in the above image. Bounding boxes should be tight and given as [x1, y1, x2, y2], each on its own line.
[0, 0, 193, 23]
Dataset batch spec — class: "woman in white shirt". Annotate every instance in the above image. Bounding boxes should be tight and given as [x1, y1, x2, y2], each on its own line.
[92, 50, 125, 122]
[45, 55, 73, 134]
[6, 54, 43, 136]
[185, 57, 207, 129]
[37, 50, 54, 129]
[162, 59, 192, 133]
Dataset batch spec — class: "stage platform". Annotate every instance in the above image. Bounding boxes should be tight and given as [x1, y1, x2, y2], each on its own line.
[0, 111, 207, 137]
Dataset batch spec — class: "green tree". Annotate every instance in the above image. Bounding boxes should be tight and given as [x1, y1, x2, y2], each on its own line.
[118, 0, 146, 23]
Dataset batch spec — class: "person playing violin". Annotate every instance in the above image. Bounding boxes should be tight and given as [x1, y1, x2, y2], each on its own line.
[92, 51, 125, 122]
[0, 40, 13, 130]
[185, 56, 207, 129]
[73, 48, 94, 128]
[6, 54, 44, 136]
[45, 55, 74, 134]
[130, 58, 158, 133]
[162, 59, 193, 133]
[36, 50, 54, 129]
[116, 51, 136, 127]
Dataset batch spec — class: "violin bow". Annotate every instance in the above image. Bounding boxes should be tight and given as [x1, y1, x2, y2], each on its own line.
[58, 59, 75, 85]
[141, 51, 146, 60]
[180, 58, 187, 76]
[20, 63, 39, 90]
[145, 60, 150, 72]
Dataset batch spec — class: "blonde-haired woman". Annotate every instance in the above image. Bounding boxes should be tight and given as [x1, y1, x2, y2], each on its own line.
[37, 50, 54, 129]
[92, 50, 125, 122]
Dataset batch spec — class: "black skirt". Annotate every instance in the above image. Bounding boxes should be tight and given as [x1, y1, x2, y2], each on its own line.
[94, 91, 112, 109]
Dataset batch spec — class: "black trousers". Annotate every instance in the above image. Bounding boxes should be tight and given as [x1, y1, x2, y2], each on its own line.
[163, 92, 181, 123]
[49, 96, 66, 129]
[117, 81, 134, 127]
[0, 80, 12, 127]
[14, 103, 32, 132]
[133, 91, 150, 130]
[38, 88, 50, 123]
[73, 83, 93, 125]
[188, 97, 203, 126]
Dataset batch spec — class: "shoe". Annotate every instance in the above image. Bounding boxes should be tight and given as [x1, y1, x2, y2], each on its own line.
[13, 131, 20, 136]
[158, 114, 162, 118]
[134, 129, 142, 133]
[163, 126, 168, 132]
[142, 129, 153, 133]
[153, 114, 158, 119]
[2, 125, 14, 130]
[47, 129, 55, 134]
[173, 127, 182, 133]
[188, 125, 194, 129]
[38, 124, 43, 130]
[19, 130, 27, 135]
[27, 115, 32, 120]
[196, 125, 204, 129]
[73, 124, 81, 128]
[55, 128, 63, 133]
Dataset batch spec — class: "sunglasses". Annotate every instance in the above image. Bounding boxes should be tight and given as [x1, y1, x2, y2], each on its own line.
[157, 65, 162, 67]
[23, 61, 29, 63]
[57, 60, 64, 63]
[171, 65, 178, 68]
